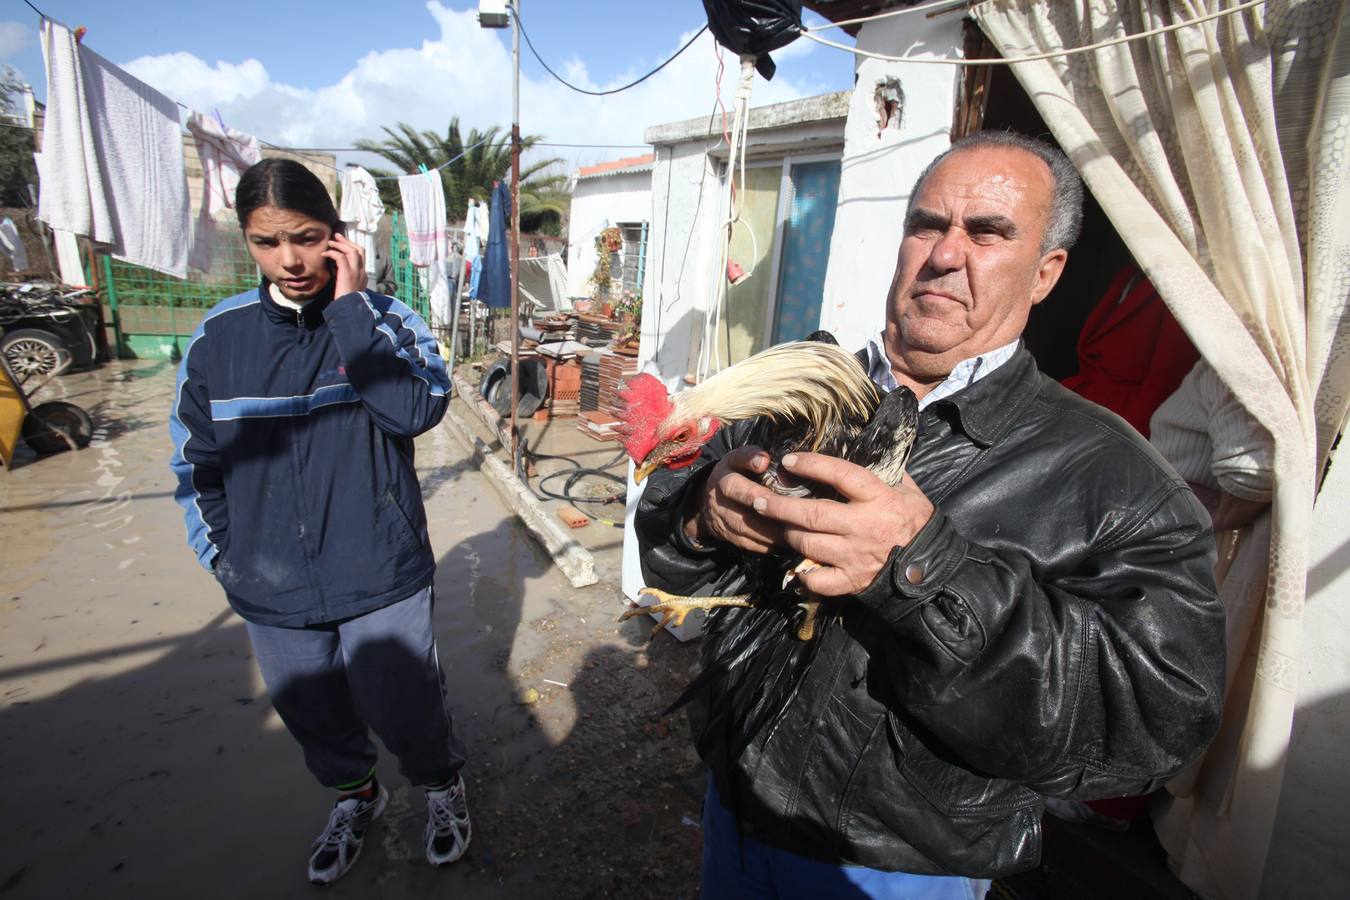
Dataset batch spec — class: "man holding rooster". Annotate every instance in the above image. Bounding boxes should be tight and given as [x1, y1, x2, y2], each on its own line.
[633, 131, 1225, 899]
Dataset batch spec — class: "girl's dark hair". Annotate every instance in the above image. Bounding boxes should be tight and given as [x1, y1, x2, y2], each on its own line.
[235, 158, 342, 232]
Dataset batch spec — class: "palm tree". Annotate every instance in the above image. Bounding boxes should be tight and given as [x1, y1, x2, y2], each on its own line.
[519, 170, 571, 236]
[356, 118, 568, 233]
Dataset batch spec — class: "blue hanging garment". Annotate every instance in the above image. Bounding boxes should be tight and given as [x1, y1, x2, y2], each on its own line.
[468, 255, 484, 300]
[478, 181, 512, 309]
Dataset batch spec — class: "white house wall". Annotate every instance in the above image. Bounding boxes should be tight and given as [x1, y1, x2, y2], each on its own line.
[818, 11, 965, 351]
[638, 110, 848, 391]
[565, 170, 654, 299]
[635, 142, 723, 389]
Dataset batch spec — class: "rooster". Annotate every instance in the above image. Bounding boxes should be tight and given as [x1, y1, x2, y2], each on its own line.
[618, 339, 918, 641]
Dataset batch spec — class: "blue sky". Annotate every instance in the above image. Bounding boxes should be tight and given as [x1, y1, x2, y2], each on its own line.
[1, 1, 854, 170]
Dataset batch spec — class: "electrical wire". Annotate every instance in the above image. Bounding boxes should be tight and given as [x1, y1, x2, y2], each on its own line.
[516, 7, 708, 97]
[699, 54, 756, 382]
[798, 0, 1268, 66]
[665, 38, 737, 377]
[650, 142, 673, 370]
[537, 142, 651, 149]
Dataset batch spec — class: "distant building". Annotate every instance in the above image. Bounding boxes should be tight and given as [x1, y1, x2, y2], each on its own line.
[639, 91, 849, 378]
[565, 154, 655, 301]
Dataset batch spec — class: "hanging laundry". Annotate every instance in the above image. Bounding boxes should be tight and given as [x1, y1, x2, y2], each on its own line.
[339, 165, 384, 282]
[468, 254, 483, 300]
[465, 199, 483, 299]
[463, 200, 481, 259]
[52, 229, 86, 286]
[476, 200, 491, 246]
[429, 259, 453, 337]
[478, 181, 512, 309]
[33, 151, 91, 285]
[37, 18, 190, 278]
[0, 218, 29, 272]
[397, 171, 447, 267]
[186, 110, 261, 271]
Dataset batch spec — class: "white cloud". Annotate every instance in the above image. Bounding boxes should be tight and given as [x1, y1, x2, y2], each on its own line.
[119, 2, 835, 172]
[122, 53, 270, 106]
[0, 21, 30, 60]
[772, 34, 819, 61]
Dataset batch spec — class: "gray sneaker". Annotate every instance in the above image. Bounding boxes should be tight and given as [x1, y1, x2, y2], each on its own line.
[308, 783, 389, 885]
[424, 775, 471, 866]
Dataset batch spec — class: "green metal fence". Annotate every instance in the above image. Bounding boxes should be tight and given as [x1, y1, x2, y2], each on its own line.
[389, 212, 431, 321]
[101, 225, 257, 360]
[101, 216, 431, 360]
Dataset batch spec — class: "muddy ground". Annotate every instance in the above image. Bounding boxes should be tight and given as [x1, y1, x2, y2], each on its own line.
[0, 361, 704, 899]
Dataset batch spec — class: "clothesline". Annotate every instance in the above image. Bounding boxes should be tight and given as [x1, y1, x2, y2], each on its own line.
[798, 0, 1267, 65]
[166, 95, 497, 181]
[228, 141, 653, 151]
[258, 136, 496, 181]
[16, 2, 502, 183]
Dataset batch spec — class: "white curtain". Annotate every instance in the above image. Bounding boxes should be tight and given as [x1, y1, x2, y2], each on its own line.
[970, 1, 1349, 897]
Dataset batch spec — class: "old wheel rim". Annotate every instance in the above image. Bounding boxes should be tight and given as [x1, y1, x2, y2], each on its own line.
[5, 339, 61, 376]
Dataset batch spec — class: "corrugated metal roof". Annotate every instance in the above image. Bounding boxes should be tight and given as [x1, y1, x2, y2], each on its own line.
[574, 154, 656, 181]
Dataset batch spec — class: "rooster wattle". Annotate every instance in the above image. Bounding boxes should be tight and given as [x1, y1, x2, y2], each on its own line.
[618, 339, 918, 640]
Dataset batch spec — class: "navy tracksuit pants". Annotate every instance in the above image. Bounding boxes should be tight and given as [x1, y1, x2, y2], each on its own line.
[244, 585, 466, 789]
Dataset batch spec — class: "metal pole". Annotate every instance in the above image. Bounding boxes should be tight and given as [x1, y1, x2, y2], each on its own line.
[101, 255, 123, 357]
[508, 0, 522, 461]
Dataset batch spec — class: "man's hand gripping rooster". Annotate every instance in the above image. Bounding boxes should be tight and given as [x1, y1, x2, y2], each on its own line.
[617, 340, 922, 640]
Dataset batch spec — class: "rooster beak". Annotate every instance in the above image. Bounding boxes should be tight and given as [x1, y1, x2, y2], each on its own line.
[633, 459, 661, 484]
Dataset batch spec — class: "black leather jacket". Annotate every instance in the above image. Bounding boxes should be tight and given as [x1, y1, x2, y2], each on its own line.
[635, 347, 1225, 877]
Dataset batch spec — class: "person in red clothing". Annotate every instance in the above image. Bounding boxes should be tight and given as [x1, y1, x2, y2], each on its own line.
[1061, 264, 1198, 438]
[1055, 263, 1199, 829]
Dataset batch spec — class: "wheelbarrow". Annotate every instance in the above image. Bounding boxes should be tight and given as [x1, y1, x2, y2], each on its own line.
[0, 349, 93, 466]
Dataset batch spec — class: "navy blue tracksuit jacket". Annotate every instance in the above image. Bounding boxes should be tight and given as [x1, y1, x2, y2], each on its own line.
[169, 282, 450, 626]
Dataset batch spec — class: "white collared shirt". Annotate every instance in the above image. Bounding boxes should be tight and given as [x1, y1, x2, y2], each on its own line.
[863, 336, 1020, 409]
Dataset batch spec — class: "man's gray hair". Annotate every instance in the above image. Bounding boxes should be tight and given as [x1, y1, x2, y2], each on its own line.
[908, 130, 1084, 254]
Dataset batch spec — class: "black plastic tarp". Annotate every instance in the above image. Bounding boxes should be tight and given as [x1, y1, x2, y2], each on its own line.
[701, 0, 804, 80]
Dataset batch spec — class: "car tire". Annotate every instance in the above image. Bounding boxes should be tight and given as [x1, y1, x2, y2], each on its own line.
[2, 328, 73, 378]
[22, 401, 94, 454]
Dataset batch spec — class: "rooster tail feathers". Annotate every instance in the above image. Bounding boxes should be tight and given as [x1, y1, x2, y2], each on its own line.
[803, 329, 839, 345]
[849, 384, 920, 484]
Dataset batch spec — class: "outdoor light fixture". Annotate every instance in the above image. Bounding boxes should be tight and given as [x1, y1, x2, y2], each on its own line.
[477, 0, 510, 28]
[727, 260, 750, 286]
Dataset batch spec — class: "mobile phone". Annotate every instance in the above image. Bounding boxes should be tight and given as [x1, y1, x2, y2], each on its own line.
[326, 222, 345, 274]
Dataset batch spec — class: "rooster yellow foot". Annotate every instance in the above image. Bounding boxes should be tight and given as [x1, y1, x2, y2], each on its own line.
[780, 562, 824, 641]
[621, 588, 753, 639]
[795, 600, 822, 641]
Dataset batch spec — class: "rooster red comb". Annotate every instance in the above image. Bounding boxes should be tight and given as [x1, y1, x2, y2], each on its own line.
[616, 373, 673, 462]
